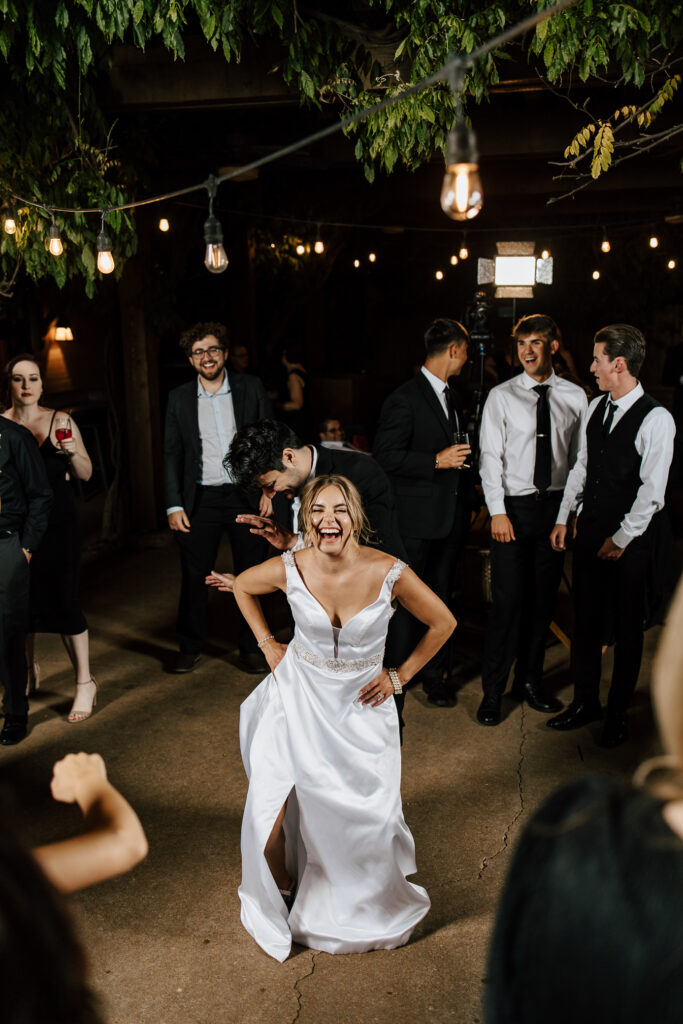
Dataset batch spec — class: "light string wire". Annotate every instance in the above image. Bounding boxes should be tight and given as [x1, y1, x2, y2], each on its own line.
[4, 0, 579, 221]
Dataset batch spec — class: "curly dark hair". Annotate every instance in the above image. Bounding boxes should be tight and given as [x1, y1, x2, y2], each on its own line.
[2, 352, 42, 409]
[178, 322, 229, 357]
[226, 419, 303, 488]
[0, 808, 102, 1024]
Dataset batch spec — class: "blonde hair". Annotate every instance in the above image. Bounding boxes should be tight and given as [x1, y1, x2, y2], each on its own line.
[635, 577, 683, 801]
[299, 474, 372, 547]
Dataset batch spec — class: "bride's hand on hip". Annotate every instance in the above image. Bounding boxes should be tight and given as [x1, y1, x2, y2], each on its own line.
[262, 639, 288, 675]
[358, 669, 394, 707]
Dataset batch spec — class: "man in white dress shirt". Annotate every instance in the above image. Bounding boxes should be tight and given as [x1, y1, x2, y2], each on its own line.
[548, 323, 675, 746]
[164, 322, 272, 674]
[477, 314, 587, 726]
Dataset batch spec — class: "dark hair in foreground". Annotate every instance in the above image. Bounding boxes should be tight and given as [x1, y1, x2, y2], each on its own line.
[2, 351, 41, 408]
[0, 810, 102, 1024]
[299, 474, 372, 546]
[178, 322, 229, 357]
[485, 775, 683, 1024]
[226, 419, 302, 488]
[595, 323, 646, 377]
[423, 318, 468, 358]
[512, 313, 559, 345]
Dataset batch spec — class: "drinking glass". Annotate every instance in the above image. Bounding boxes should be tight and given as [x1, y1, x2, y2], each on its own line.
[453, 430, 471, 469]
[54, 414, 73, 447]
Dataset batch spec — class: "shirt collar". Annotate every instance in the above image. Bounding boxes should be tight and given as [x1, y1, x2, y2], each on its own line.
[518, 370, 558, 391]
[197, 372, 229, 397]
[307, 445, 319, 481]
[421, 365, 448, 394]
[610, 381, 643, 410]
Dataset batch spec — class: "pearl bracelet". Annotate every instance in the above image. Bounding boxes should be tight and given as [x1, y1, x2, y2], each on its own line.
[257, 634, 274, 648]
[387, 668, 403, 694]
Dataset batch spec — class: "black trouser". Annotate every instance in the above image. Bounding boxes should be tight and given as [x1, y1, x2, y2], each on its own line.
[481, 492, 564, 699]
[572, 525, 649, 714]
[390, 499, 470, 708]
[175, 484, 267, 656]
[0, 533, 30, 718]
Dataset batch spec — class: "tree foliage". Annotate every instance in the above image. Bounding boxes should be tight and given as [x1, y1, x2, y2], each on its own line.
[0, 0, 681, 294]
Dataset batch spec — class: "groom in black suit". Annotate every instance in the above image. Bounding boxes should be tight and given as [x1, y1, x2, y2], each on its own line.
[164, 322, 271, 673]
[373, 318, 471, 706]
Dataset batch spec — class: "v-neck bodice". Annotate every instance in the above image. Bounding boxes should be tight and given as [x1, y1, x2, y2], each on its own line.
[281, 549, 405, 667]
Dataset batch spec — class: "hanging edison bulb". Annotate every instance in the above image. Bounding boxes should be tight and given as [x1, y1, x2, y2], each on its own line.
[314, 239, 324, 254]
[459, 243, 469, 260]
[368, 252, 376, 263]
[601, 227, 611, 253]
[3, 209, 16, 235]
[296, 244, 305, 255]
[353, 259, 360, 268]
[96, 215, 115, 274]
[203, 176, 228, 274]
[540, 249, 551, 261]
[592, 270, 600, 280]
[649, 235, 659, 248]
[159, 218, 170, 232]
[435, 270, 444, 281]
[668, 259, 677, 270]
[48, 220, 63, 257]
[450, 254, 458, 266]
[440, 124, 483, 221]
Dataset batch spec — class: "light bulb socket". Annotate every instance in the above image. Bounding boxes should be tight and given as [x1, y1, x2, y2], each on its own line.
[445, 124, 479, 168]
[203, 213, 224, 246]
[49, 222, 61, 242]
[97, 228, 113, 253]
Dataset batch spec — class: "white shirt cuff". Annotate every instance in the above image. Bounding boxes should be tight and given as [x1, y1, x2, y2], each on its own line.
[166, 506, 184, 516]
[611, 527, 633, 549]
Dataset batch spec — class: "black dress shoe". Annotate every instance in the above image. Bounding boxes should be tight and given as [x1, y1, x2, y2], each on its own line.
[599, 712, 629, 748]
[509, 682, 562, 714]
[0, 715, 28, 745]
[477, 695, 502, 726]
[427, 688, 454, 708]
[236, 651, 269, 675]
[173, 652, 201, 674]
[547, 700, 602, 731]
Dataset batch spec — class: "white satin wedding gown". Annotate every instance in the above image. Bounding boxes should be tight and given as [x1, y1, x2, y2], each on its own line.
[239, 549, 430, 962]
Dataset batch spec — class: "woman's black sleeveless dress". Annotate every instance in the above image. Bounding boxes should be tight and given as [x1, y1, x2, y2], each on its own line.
[29, 413, 87, 635]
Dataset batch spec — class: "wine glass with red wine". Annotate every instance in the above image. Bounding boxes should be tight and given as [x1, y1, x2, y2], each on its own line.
[54, 413, 73, 448]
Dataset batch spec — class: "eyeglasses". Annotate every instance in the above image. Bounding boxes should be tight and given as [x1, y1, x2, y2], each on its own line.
[191, 346, 224, 359]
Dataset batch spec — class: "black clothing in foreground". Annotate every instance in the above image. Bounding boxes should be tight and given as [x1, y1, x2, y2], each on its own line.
[486, 775, 683, 1024]
[29, 414, 87, 635]
[0, 419, 52, 718]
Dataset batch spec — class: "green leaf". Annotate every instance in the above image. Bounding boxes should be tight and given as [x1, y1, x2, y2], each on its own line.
[133, 1, 144, 26]
[300, 69, 315, 100]
[272, 4, 283, 30]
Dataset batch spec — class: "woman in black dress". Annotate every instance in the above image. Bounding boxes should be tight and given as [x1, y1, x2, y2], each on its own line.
[2, 355, 96, 722]
[274, 341, 313, 442]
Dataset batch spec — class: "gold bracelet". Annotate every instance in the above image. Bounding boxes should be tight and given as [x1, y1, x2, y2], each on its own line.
[257, 634, 274, 648]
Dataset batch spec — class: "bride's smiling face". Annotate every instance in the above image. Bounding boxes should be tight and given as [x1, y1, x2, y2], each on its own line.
[309, 485, 353, 553]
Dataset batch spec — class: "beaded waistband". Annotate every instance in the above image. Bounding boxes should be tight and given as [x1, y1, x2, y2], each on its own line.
[291, 639, 383, 673]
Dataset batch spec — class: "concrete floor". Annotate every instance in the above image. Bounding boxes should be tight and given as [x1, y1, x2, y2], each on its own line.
[0, 537, 663, 1024]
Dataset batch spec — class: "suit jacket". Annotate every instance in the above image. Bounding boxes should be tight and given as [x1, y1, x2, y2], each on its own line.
[0, 418, 52, 550]
[272, 445, 406, 560]
[164, 371, 271, 515]
[373, 372, 459, 540]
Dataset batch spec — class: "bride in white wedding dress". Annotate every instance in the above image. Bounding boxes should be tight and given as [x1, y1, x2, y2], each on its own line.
[232, 474, 455, 962]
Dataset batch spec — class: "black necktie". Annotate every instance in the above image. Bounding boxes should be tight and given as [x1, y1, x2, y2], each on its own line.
[533, 384, 551, 492]
[602, 399, 616, 436]
[443, 386, 458, 434]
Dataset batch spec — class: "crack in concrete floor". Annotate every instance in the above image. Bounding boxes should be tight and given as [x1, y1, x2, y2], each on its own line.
[290, 951, 319, 1024]
[477, 704, 527, 880]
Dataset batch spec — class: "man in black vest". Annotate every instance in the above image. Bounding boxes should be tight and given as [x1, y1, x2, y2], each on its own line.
[164, 322, 271, 674]
[373, 318, 471, 706]
[548, 324, 675, 746]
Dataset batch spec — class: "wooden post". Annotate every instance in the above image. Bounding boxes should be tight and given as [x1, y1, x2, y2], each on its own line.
[118, 256, 158, 531]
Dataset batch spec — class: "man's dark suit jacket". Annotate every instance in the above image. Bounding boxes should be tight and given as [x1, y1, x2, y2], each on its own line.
[373, 372, 459, 540]
[164, 372, 271, 516]
[273, 445, 406, 560]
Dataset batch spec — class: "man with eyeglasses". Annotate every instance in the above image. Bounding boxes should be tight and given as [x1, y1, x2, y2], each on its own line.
[164, 322, 271, 674]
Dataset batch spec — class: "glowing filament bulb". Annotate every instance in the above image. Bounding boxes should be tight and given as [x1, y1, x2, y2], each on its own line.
[96, 226, 115, 274]
[368, 252, 376, 263]
[459, 246, 469, 260]
[668, 259, 677, 270]
[296, 244, 305, 255]
[601, 238, 611, 253]
[649, 236, 659, 248]
[353, 259, 360, 268]
[592, 270, 600, 280]
[314, 240, 324, 254]
[48, 222, 63, 256]
[435, 270, 444, 281]
[450, 255, 458, 266]
[4, 212, 16, 235]
[159, 218, 170, 232]
[541, 249, 550, 260]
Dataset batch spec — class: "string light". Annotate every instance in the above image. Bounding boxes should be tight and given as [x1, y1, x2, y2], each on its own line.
[368, 252, 377, 262]
[435, 270, 444, 280]
[592, 269, 600, 280]
[203, 176, 228, 274]
[450, 254, 458, 266]
[668, 259, 677, 270]
[1, 1, 584, 278]
[296, 243, 305, 255]
[314, 224, 324, 254]
[96, 212, 115, 274]
[159, 218, 170, 232]
[440, 65, 483, 221]
[601, 227, 610, 253]
[48, 219, 63, 257]
[540, 249, 551, 260]
[353, 259, 360, 268]
[459, 244, 469, 260]
[649, 235, 659, 248]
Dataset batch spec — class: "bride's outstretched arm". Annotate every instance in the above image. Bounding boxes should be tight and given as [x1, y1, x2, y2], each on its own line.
[233, 556, 289, 673]
[392, 567, 456, 686]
